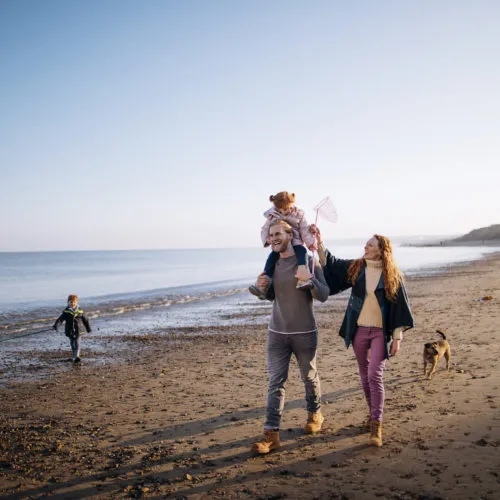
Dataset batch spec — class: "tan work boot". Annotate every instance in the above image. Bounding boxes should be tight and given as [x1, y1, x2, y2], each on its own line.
[370, 420, 383, 447]
[251, 430, 280, 454]
[304, 411, 324, 434]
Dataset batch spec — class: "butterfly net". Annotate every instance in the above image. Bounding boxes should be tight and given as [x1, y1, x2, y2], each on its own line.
[313, 196, 338, 223]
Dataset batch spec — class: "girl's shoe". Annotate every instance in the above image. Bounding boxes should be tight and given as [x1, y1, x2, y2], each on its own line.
[295, 264, 311, 281]
[296, 279, 313, 289]
[248, 285, 267, 300]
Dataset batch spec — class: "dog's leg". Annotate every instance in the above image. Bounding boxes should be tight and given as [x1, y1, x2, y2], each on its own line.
[445, 348, 451, 371]
[427, 360, 438, 379]
[423, 357, 427, 377]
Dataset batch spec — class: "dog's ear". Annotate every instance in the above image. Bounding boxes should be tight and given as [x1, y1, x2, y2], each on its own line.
[424, 343, 432, 348]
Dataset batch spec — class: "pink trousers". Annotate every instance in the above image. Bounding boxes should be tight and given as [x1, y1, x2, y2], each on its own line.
[352, 326, 387, 422]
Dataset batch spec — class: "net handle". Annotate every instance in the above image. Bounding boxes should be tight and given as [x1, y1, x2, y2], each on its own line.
[311, 209, 319, 273]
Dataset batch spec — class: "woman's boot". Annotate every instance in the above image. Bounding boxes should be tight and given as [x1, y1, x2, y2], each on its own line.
[370, 420, 383, 447]
[364, 415, 372, 433]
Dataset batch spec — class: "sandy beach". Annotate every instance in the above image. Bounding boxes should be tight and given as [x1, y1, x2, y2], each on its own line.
[1, 254, 499, 499]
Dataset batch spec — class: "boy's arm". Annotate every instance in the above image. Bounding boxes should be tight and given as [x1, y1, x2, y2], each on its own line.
[53, 313, 65, 330]
[82, 314, 92, 333]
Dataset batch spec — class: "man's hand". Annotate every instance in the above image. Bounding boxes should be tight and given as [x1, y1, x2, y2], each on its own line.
[390, 339, 401, 356]
[256, 272, 271, 291]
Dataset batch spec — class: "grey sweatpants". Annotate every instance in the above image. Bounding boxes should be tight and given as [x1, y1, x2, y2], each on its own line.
[265, 330, 321, 430]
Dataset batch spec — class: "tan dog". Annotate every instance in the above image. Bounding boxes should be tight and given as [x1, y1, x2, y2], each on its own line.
[423, 329, 451, 379]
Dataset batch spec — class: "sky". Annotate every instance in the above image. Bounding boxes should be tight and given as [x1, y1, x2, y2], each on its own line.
[1, 0, 499, 251]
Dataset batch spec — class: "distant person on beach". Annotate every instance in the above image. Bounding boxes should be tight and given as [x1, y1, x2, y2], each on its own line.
[251, 220, 329, 455]
[311, 224, 414, 447]
[53, 294, 92, 363]
[249, 191, 317, 299]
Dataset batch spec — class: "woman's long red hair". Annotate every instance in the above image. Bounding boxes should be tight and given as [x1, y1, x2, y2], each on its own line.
[347, 234, 403, 301]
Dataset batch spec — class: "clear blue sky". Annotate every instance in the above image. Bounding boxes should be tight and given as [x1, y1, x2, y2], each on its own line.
[1, 0, 499, 251]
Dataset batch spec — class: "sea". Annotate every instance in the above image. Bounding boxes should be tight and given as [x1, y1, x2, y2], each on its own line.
[1, 241, 499, 343]
[1, 241, 499, 383]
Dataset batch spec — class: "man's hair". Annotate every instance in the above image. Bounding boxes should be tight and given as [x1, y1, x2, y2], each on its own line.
[269, 219, 294, 235]
[67, 294, 78, 302]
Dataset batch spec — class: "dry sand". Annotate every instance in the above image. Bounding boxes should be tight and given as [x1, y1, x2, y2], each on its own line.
[1, 255, 499, 499]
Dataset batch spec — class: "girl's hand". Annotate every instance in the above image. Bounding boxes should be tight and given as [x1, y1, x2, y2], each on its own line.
[390, 339, 401, 356]
[308, 243, 317, 252]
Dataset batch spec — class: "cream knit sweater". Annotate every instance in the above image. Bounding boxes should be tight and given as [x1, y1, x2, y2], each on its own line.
[357, 259, 383, 328]
[357, 259, 403, 340]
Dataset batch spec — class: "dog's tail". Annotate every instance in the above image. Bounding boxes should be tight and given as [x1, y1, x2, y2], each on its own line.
[436, 329, 447, 340]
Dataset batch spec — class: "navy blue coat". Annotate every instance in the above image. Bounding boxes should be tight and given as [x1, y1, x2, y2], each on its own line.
[322, 248, 414, 359]
[53, 307, 92, 338]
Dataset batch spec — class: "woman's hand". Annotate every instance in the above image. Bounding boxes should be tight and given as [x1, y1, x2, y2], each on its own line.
[390, 339, 401, 356]
[310, 224, 323, 246]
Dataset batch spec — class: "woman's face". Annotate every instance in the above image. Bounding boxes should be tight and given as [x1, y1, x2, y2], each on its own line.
[364, 236, 382, 260]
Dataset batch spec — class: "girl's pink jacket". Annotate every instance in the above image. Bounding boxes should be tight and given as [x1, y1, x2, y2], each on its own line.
[260, 206, 315, 249]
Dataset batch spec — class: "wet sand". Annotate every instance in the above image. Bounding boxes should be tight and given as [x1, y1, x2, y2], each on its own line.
[0, 254, 499, 499]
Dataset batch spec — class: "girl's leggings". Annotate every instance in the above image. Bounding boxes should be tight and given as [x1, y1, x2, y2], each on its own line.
[352, 326, 387, 422]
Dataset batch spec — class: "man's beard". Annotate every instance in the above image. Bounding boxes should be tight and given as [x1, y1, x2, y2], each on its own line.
[271, 240, 288, 253]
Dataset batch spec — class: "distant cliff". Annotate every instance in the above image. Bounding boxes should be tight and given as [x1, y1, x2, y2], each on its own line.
[453, 224, 500, 242]
[403, 224, 500, 247]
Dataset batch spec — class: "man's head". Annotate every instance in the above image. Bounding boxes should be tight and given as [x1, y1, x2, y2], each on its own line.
[269, 220, 294, 255]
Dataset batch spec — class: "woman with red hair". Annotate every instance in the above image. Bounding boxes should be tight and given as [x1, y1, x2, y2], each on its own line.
[312, 225, 414, 447]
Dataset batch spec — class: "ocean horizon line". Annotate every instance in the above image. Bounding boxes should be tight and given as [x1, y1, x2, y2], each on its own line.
[0, 234, 461, 254]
